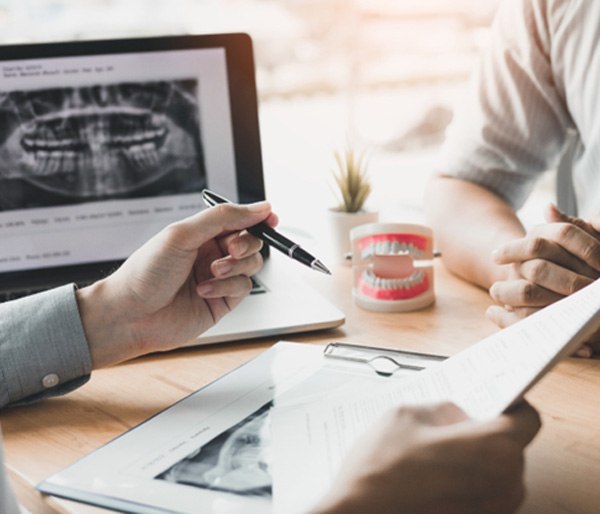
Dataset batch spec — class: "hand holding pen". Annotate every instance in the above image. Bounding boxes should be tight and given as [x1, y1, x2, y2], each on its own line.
[202, 189, 331, 275]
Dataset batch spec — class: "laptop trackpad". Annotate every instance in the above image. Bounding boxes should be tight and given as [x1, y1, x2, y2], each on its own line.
[194, 259, 344, 345]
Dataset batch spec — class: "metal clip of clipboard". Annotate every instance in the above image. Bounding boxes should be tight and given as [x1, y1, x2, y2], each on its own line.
[323, 342, 447, 377]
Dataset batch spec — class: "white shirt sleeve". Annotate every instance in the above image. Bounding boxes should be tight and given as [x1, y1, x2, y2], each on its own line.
[441, 0, 574, 210]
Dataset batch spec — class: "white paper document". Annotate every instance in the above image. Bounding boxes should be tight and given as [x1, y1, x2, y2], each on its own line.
[271, 279, 600, 513]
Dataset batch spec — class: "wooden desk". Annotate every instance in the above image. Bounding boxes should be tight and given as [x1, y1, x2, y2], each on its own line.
[2, 262, 600, 514]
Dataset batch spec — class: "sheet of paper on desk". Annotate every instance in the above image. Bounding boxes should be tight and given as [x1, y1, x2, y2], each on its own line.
[271, 279, 600, 514]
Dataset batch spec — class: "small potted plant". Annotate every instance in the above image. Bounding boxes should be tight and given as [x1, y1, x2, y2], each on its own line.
[332, 148, 372, 213]
[328, 148, 378, 262]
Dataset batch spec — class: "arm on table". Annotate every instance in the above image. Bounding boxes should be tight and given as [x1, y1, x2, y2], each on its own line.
[425, 177, 600, 356]
[424, 175, 525, 289]
[0, 201, 277, 408]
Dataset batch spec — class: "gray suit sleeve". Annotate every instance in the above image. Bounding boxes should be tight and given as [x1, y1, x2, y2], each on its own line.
[0, 432, 20, 514]
[0, 284, 92, 409]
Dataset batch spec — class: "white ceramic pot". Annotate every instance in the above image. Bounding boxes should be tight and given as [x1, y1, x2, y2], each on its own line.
[327, 208, 379, 264]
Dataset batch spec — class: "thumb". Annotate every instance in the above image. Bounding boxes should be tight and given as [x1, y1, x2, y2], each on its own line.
[489, 401, 541, 448]
[591, 211, 600, 233]
[169, 202, 273, 251]
[544, 203, 598, 236]
[544, 203, 565, 223]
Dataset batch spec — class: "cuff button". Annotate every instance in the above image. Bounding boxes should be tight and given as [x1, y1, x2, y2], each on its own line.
[42, 373, 60, 388]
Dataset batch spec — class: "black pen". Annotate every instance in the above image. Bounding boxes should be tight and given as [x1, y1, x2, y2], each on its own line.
[201, 189, 332, 275]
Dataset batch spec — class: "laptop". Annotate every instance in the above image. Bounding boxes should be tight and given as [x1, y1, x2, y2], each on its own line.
[0, 33, 344, 344]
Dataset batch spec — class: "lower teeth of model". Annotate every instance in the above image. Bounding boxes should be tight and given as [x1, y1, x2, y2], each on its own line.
[361, 269, 424, 289]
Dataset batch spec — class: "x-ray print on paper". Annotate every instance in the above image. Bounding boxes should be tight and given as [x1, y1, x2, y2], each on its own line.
[0, 80, 206, 211]
[156, 402, 272, 498]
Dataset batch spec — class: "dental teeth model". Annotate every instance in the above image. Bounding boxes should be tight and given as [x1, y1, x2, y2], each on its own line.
[350, 223, 435, 312]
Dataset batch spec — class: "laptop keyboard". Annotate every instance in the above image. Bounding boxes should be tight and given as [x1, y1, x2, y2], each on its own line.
[0, 276, 268, 304]
[250, 276, 268, 295]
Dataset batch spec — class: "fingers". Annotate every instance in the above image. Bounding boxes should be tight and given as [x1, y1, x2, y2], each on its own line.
[428, 491, 524, 514]
[575, 344, 594, 358]
[486, 304, 540, 328]
[493, 203, 600, 278]
[217, 229, 264, 260]
[426, 402, 469, 425]
[489, 277, 563, 307]
[489, 207, 600, 324]
[457, 402, 540, 450]
[544, 203, 564, 223]
[399, 402, 469, 427]
[196, 274, 254, 299]
[518, 258, 595, 295]
[494, 402, 542, 448]
[536, 223, 600, 270]
[166, 202, 274, 252]
[590, 211, 600, 233]
[572, 325, 600, 358]
[545, 203, 598, 236]
[196, 231, 264, 297]
[356, 403, 533, 514]
[164, 202, 268, 297]
[418, 411, 532, 508]
[490, 259, 592, 305]
[400, 401, 540, 447]
[197, 248, 263, 294]
[493, 231, 600, 279]
[211, 250, 263, 281]
[584, 326, 600, 352]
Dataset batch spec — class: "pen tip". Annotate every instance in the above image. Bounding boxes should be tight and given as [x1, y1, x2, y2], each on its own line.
[312, 260, 332, 275]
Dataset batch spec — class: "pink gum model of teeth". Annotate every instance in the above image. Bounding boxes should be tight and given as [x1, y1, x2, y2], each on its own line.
[351, 224, 435, 312]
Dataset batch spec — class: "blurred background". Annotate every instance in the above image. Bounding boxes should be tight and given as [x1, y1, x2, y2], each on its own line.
[2, 1, 551, 237]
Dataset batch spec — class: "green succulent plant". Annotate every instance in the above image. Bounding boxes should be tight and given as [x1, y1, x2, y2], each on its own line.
[332, 148, 372, 213]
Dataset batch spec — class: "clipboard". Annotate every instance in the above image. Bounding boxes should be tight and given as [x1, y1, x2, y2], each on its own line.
[324, 341, 446, 376]
[37, 341, 443, 514]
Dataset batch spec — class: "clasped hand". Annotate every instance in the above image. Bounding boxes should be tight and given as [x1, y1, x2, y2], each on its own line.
[487, 204, 600, 356]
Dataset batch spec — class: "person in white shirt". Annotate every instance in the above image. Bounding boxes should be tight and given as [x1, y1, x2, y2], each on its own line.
[426, 0, 600, 355]
[0, 201, 539, 514]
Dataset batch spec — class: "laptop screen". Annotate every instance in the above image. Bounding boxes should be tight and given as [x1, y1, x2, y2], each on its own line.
[0, 34, 265, 289]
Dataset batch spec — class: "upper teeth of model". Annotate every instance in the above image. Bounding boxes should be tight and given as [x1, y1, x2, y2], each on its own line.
[360, 240, 424, 260]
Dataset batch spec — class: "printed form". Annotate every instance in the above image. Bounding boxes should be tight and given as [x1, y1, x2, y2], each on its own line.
[271, 279, 600, 514]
